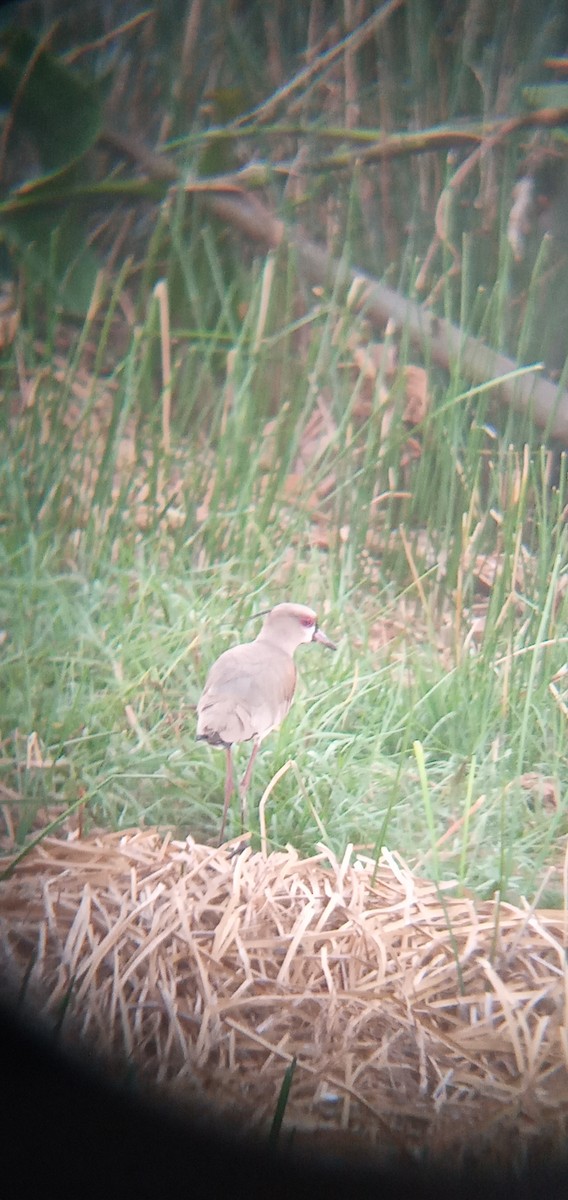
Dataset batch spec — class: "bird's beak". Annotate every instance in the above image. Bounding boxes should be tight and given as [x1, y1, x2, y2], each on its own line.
[313, 626, 336, 651]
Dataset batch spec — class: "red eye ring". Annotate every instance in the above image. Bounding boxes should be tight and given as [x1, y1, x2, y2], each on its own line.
[300, 616, 315, 628]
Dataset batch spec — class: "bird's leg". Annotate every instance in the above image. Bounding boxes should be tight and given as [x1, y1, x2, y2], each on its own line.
[239, 741, 260, 832]
[218, 746, 235, 846]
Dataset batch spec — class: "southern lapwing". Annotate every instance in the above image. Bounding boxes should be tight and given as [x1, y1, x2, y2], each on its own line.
[197, 602, 336, 843]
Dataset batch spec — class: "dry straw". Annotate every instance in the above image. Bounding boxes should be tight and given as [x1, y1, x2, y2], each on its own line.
[1, 827, 568, 1167]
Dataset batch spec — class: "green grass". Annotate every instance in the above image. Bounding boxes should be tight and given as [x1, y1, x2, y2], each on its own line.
[1, 0, 568, 906]
[1, 254, 567, 903]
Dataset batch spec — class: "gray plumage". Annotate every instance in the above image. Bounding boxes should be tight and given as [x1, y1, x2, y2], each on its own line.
[197, 602, 336, 843]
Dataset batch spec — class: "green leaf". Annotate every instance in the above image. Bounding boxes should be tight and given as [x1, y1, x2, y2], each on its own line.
[0, 27, 103, 176]
[268, 1056, 296, 1147]
[1, 199, 100, 315]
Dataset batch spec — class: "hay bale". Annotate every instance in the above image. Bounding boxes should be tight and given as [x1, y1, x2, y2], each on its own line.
[1, 828, 568, 1167]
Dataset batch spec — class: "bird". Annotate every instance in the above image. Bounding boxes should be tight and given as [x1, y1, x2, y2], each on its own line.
[196, 602, 336, 844]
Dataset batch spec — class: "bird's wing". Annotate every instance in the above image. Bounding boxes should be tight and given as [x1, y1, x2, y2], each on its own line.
[197, 643, 296, 745]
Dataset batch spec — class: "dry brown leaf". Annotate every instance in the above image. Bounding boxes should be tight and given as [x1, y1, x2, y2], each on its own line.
[399, 435, 422, 468]
[348, 381, 389, 421]
[281, 472, 309, 500]
[468, 552, 494, 590]
[402, 365, 429, 426]
[473, 551, 526, 594]
[351, 342, 397, 381]
[10, 730, 55, 770]
[518, 773, 560, 814]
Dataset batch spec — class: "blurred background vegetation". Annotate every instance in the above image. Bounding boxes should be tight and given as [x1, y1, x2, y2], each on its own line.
[1, 0, 568, 902]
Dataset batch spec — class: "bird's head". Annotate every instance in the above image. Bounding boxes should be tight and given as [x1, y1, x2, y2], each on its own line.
[256, 602, 336, 655]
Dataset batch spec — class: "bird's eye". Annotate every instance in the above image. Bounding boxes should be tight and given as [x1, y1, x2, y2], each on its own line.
[300, 616, 315, 628]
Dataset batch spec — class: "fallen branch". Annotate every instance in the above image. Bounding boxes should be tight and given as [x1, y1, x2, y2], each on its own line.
[189, 190, 568, 444]
[104, 130, 568, 445]
[311, 106, 568, 169]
